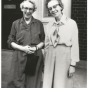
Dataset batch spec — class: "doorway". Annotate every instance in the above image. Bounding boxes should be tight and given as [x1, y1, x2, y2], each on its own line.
[2, 0, 23, 49]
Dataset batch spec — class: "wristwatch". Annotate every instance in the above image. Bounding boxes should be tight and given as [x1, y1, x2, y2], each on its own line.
[70, 65, 76, 67]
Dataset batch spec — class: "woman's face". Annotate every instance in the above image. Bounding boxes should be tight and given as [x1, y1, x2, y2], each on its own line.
[22, 2, 34, 19]
[47, 0, 62, 18]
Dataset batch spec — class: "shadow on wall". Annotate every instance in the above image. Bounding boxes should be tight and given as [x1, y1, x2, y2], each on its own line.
[2, 50, 87, 88]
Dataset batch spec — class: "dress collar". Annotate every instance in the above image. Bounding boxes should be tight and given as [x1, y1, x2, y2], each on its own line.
[52, 14, 69, 26]
[19, 16, 37, 24]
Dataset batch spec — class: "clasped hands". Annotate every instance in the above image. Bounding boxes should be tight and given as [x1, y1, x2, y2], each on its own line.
[23, 45, 37, 54]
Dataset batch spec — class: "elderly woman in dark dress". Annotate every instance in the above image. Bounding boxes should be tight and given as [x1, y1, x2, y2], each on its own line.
[7, 0, 45, 88]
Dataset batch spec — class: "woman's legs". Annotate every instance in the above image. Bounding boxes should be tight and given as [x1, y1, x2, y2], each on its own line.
[54, 45, 72, 88]
[43, 46, 55, 88]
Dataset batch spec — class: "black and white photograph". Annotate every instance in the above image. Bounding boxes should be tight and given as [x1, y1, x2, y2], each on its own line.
[2, 0, 87, 88]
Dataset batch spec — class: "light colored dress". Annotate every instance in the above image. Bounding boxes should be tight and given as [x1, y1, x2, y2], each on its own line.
[43, 15, 80, 88]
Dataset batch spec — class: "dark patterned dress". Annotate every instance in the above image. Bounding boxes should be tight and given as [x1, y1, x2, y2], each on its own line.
[7, 17, 45, 88]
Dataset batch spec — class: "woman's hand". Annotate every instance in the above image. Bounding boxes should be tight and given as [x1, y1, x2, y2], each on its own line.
[23, 45, 34, 54]
[28, 47, 36, 53]
[11, 42, 36, 54]
[68, 66, 75, 78]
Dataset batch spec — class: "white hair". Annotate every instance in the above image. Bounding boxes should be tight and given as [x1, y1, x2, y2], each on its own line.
[20, 0, 37, 12]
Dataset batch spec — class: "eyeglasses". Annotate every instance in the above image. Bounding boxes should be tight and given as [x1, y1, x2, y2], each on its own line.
[48, 4, 59, 11]
[23, 7, 34, 11]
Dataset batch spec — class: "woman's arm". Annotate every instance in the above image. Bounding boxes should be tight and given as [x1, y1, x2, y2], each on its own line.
[68, 21, 80, 77]
[11, 42, 34, 54]
[36, 42, 44, 50]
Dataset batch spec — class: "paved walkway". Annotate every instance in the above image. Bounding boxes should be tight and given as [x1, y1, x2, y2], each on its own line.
[2, 50, 87, 88]
[73, 67, 87, 88]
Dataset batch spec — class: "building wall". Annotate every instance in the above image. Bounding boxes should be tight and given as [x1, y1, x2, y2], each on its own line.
[2, 0, 87, 61]
[71, 0, 87, 60]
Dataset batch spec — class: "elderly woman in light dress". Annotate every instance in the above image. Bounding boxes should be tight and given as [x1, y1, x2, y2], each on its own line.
[43, 0, 79, 88]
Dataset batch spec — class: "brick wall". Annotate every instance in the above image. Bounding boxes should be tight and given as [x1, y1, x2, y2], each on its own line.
[71, 0, 87, 60]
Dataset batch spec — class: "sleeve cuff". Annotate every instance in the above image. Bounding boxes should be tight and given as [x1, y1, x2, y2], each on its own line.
[71, 60, 76, 66]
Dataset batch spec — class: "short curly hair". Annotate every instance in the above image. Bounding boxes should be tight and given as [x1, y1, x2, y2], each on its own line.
[20, 0, 37, 12]
[46, 0, 64, 11]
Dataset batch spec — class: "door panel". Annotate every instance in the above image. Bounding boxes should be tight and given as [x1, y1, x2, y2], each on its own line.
[2, 0, 23, 49]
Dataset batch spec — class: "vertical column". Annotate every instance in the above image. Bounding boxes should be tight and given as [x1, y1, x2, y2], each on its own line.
[32, 0, 39, 19]
[62, 0, 72, 17]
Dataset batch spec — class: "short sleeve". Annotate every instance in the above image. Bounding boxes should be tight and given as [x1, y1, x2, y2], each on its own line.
[39, 22, 45, 42]
[7, 22, 16, 49]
